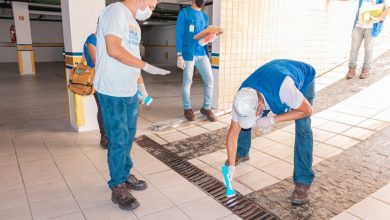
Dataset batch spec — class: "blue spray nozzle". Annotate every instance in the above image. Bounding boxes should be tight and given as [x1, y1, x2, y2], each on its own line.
[222, 165, 236, 198]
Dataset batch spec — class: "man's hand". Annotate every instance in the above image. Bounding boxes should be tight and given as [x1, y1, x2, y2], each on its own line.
[143, 63, 171, 75]
[256, 116, 275, 135]
[177, 56, 185, 70]
[371, 15, 381, 23]
[228, 165, 235, 181]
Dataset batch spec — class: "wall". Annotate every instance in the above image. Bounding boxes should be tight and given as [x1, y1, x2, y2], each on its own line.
[142, 25, 177, 65]
[0, 19, 64, 62]
[216, 0, 390, 110]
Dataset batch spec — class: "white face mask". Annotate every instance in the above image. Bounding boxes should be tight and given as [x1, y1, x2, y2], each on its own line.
[135, 5, 153, 21]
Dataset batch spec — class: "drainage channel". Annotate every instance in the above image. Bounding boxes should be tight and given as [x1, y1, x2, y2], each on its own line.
[136, 135, 279, 220]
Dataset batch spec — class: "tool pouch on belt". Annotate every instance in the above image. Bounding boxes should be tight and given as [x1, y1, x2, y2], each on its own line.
[68, 56, 95, 96]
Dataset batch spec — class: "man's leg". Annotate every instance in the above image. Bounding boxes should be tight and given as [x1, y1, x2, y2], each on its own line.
[124, 95, 138, 179]
[182, 60, 195, 110]
[292, 80, 315, 205]
[195, 56, 216, 122]
[97, 93, 129, 189]
[237, 128, 252, 160]
[361, 28, 374, 79]
[94, 93, 108, 147]
[194, 56, 214, 110]
[182, 60, 196, 121]
[293, 81, 315, 185]
[347, 27, 364, 79]
[122, 95, 147, 190]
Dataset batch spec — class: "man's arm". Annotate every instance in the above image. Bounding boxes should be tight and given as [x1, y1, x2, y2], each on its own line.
[379, 7, 390, 20]
[274, 98, 313, 123]
[105, 35, 146, 69]
[176, 10, 185, 55]
[226, 121, 241, 166]
[87, 44, 96, 65]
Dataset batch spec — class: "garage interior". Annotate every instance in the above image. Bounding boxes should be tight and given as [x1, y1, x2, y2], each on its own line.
[0, 0, 215, 132]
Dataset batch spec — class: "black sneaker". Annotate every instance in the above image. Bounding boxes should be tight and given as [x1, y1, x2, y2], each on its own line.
[225, 156, 250, 166]
[125, 174, 148, 191]
[111, 183, 140, 211]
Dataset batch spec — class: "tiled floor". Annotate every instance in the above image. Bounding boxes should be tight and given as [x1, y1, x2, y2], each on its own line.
[0, 65, 238, 220]
[0, 39, 390, 220]
[331, 183, 390, 220]
[185, 74, 390, 196]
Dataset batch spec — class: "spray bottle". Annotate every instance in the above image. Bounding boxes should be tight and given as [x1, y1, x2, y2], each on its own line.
[221, 165, 236, 197]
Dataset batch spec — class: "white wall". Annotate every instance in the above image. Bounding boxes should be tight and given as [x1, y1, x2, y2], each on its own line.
[0, 19, 64, 63]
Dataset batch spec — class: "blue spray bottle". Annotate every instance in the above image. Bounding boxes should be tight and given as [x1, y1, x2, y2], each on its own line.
[137, 90, 153, 106]
[222, 165, 236, 197]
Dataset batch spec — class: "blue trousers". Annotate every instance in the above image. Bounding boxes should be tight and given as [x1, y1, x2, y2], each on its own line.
[96, 92, 138, 188]
[236, 81, 315, 185]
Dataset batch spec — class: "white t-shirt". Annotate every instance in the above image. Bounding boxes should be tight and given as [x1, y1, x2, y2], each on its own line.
[232, 76, 304, 122]
[94, 2, 141, 97]
[356, 0, 389, 29]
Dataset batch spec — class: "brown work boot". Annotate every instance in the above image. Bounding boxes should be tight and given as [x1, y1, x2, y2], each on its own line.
[125, 174, 148, 191]
[100, 135, 108, 149]
[291, 184, 311, 205]
[200, 107, 217, 122]
[184, 109, 195, 121]
[359, 68, 370, 79]
[346, 67, 356, 79]
[111, 183, 140, 210]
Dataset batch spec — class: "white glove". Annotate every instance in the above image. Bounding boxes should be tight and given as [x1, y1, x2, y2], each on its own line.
[137, 83, 148, 99]
[143, 63, 171, 75]
[177, 56, 185, 70]
[228, 165, 235, 181]
[256, 116, 275, 135]
[370, 16, 381, 23]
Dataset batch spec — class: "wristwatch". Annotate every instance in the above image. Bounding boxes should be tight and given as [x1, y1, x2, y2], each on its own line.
[177, 52, 182, 56]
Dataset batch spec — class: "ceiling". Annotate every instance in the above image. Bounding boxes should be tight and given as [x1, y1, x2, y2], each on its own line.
[1, 0, 194, 6]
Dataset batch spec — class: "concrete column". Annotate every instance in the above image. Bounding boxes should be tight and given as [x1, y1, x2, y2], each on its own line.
[211, 0, 221, 109]
[60, 0, 105, 132]
[12, 2, 36, 75]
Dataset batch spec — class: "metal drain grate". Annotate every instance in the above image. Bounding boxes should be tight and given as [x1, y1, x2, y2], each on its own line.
[136, 136, 279, 220]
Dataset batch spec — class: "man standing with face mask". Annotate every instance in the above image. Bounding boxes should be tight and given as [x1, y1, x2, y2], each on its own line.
[176, 0, 219, 122]
[95, 0, 170, 210]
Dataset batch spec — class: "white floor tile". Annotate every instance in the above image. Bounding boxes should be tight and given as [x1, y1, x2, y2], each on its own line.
[347, 197, 390, 220]
[0, 205, 32, 220]
[30, 194, 80, 220]
[140, 207, 190, 220]
[236, 170, 279, 191]
[83, 203, 137, 220]
[160, 182, 207, 205]
[179, 196, 231, 220]
[133, 189, 175, 217]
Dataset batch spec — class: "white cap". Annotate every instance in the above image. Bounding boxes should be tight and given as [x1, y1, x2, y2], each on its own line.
[233, 88, 258, 129]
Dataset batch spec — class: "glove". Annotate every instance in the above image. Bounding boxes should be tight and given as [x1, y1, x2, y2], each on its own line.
[143, 63, 170, 75]
[177, 56, 185, 70]
[137, 83, 153, 106]
[256, 116, 275, 135]
[228, 165, 235, 181]
[370, 15, 381, 23]
[198, 34, 218, 46]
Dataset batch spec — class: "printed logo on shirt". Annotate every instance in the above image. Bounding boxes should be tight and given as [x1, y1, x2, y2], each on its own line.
[127, 25, 139, 46]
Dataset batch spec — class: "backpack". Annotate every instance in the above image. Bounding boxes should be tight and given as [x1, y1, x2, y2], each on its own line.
[68, 56, 95, 96]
